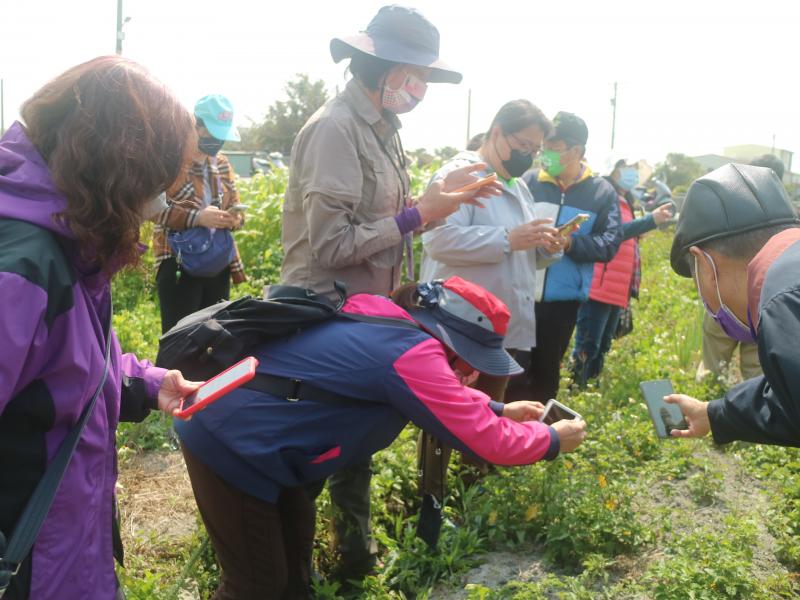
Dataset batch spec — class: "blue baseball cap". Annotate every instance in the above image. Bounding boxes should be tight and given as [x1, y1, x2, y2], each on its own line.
[194, 94, 241, 142]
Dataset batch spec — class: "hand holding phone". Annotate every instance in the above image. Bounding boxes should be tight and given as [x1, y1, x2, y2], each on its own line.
[452, 173, 498, 193]
[539, 399, 582, 425]
[639, 379, 689, 438]
[174, 356, 259, 420]
[557, 213, 590, 237]
[228, 204, 249, 215]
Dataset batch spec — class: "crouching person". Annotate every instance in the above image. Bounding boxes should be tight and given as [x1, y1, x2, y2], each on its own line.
[174, 277, 587, 599]
[666, 163, 800, 445]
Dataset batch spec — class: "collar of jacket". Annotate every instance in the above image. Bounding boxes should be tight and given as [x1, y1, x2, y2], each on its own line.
[538, 162, 593, 190]
[343, 78, 402, 133]
[747, 228, 800, 332]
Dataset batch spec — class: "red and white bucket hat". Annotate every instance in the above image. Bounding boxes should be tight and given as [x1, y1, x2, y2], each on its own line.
[409, 276, 523, 377]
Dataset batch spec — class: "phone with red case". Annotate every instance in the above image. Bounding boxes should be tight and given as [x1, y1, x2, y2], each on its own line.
[174, 356, 259, 420]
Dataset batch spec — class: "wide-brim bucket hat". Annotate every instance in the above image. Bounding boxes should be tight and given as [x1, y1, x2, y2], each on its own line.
[330, 5, 462, 84]
[408, 277, 522, 377]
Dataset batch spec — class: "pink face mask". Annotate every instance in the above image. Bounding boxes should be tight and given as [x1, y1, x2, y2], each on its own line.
[382, 72, 428, 114]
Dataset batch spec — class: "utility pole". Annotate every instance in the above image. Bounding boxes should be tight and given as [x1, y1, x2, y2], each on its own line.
[466, 88, 472, 147]
[0, 79, 5, 136]
[610, 81, 618, 150]
[116, 0, 130, 54]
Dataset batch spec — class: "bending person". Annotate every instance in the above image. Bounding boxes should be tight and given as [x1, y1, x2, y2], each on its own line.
[665, 163, 800, 446]
[281, 5, 501, 581]
[419, 99, 563, 504]
[175, 277, 587, 599]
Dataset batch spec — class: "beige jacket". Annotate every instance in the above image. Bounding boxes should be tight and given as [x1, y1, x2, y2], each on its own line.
[281, 79, 410, 297]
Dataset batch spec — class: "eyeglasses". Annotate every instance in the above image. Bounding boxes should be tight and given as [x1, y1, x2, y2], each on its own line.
[506, 133, 542, 157]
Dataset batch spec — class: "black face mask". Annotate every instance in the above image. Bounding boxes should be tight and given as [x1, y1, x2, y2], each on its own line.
[198, 136, 224, 156]
[503, 148, 534, 178]
[495, 136, 533, 178]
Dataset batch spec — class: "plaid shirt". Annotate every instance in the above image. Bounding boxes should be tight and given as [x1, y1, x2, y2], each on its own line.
[152, 150, 246, 283]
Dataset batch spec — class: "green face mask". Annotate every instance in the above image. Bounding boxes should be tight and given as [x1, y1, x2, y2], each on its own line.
[541, 149, 565, 177]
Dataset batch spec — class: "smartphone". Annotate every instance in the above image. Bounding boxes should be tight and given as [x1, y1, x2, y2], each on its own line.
[174, 356, 259, 420]
[557, 213, 590, 236]
[539, 399, 582, 426]
[228, 203, 249, 214]
[639, 379, 688, 438]
[453, 173, 498, 193]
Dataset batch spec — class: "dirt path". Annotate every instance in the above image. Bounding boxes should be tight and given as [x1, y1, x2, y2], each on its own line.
[117, 450, 198, 564]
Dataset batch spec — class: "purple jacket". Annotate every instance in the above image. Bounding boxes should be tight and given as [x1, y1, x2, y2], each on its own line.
[0, 122, 167, 600]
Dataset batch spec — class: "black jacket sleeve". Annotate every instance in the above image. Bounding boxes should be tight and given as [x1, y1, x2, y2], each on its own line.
[566, 182, 623, 263]
[119, 374, 158, 423]
[622, 214, 657, 240]
[707, 289, 800, 446]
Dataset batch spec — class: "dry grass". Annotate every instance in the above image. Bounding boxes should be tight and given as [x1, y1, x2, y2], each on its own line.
[117, 450, 198, 562]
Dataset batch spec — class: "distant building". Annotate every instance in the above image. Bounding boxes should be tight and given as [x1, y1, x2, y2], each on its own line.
[691, 146, 799, 205]
[692, 154, 733, 173]
[724, 144, 793, 174]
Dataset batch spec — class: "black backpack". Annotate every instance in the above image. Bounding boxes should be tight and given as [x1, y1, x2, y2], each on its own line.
[156, 282, 421, 380]
[155, 283, 348, 379]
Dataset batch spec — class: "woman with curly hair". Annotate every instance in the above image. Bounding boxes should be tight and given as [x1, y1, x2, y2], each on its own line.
[0, 56, 199, 600]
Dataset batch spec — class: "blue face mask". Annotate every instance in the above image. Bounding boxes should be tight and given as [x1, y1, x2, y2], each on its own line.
[617, 167, 640, 191]
[694, 251, 757, 343]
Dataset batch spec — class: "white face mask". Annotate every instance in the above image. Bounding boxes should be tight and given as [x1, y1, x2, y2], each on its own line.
[141, 192, 168, 220]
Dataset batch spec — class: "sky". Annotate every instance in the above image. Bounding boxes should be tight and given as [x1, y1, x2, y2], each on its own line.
[2, 0, 799, 170]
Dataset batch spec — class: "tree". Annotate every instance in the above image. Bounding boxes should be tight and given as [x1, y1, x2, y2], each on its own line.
[223, 124, 263, 152]
[434, 146, 459, 162]
[255, 74, 329, 154]
[653, 153, 704, 190]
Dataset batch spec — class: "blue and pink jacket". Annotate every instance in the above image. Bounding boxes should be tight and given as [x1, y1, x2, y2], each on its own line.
[175, 294, 559, 503]
[0, 122, 167, 600]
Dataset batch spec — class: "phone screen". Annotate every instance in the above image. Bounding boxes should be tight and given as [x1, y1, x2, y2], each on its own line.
[541, 401, 580, 425]
[558, 214, 589, 235]
[640, 379, 687, 438]
[182, 359, 255, 409]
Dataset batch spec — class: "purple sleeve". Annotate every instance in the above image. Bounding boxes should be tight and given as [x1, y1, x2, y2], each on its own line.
[120, 353, 167, 400]
[118, 352, 168, 422]
[394, 207, 422, 236]
[0, 273, 49, 412]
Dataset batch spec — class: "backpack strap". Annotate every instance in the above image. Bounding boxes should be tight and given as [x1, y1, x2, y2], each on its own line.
[0, 304, 113, 597]
[244, 373, 361, 407]
[337, 312, 422, 331]
[241, 313, 423, 406]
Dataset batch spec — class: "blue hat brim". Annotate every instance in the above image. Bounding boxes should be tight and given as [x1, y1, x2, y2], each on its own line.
[330, 34, 462, 84]
[409, 308, 522, 377]
[203, 119, 241, 142]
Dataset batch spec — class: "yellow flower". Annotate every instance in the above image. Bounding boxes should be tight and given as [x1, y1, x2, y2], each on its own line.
[525, 505, 540, 521]
[605, 498, 618, 511]
[488, 511, 497, 526]
[598, 474, 608, 488]
[563, 460, 574, 470]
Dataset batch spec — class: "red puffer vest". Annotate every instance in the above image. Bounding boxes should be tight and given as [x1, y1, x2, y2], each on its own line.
[589, 197, 635, 308]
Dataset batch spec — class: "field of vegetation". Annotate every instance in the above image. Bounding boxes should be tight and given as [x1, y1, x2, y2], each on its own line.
[113, 167, 800, 599]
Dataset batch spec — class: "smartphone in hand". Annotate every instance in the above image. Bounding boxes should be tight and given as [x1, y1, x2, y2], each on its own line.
[557, 213, 590, 236]
[539, 399, 582, 425]
[228, 203, 249, 215]
[175, 356, 259, 420]
[640, 379, 688, 438]
[453, 173, 498, 193]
